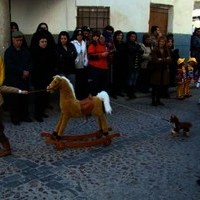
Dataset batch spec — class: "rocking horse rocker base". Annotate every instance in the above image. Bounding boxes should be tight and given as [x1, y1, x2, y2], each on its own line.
[41, 129, 120, 150]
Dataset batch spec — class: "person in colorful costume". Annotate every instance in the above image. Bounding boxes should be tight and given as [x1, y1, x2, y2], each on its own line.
[176, 58, 187, 100]
[185, 57, 197, 97]
[0, 56, 28, 157]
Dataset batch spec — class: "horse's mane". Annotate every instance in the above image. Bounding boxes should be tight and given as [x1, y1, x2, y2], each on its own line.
[56, 75, 76, 98]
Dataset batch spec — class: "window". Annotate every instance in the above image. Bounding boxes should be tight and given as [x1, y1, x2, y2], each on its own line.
[77, 7, 110, 31]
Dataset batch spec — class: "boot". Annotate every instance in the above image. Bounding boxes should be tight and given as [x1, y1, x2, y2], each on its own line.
[0, 137, 11, 157]
[127, 86, 136, 100]
[156, 97, 165, 106]
[156, 91, 165, 105]
[151, 99, 157, 106]
[151, 92, 157, 106]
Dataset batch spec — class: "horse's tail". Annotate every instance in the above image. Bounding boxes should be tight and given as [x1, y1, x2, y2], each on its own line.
[97, 91, 112, 114]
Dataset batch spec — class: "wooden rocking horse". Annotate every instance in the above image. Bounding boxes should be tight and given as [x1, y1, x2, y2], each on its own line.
[41, 75, 120, 149]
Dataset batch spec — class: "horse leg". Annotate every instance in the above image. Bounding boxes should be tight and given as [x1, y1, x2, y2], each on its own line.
[54, 113, 64, 133]
[98, 114, 109, 136]
[51, 114, 64, 140]
[57, 114, 70, 137]
[183, 128, 190, 137]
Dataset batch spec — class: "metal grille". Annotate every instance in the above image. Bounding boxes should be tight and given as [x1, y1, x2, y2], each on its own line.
[77, 6, 110, 31]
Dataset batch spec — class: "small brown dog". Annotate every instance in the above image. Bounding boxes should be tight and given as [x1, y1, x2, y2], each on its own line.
[170, 115, 192, 137]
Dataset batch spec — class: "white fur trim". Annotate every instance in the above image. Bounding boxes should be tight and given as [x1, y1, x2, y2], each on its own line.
[171, 129, 178, 134]
[97, 91, 112, 114]
[184, 131, 190, 137]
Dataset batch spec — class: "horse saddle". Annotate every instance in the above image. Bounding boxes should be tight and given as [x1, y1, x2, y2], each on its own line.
[80, 96, 94, 115]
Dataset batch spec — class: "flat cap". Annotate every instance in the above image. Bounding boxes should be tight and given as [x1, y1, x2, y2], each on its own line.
[12, 30, 24, 38]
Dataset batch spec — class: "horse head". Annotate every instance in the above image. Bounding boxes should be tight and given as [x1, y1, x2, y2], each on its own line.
[170, 115, 179, 124]
[47, 75, 62, 91]
[47, 75, 76, 98]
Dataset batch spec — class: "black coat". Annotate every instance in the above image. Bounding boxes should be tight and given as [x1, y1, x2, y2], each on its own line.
[31, 47, 56, 88]
[126, 42, 143, 69]
[150, 47, 172, 86]
[4, 45, 32, 89]
[56, 43, 77, 75]
[113, 41, 128, 68]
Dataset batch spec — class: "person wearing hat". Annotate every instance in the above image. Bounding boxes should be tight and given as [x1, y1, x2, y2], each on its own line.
[11, 30, 24, 38]
[184, 57, 197, 98]
[176, 58, 187, 100]
[10, 22, 28, 48]
[0, 55, 29, 157]
[82, 26, 91, 47]
[4, 30, 33, 125]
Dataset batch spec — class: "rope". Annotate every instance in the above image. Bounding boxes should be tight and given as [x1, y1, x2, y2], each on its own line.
[28, 89, 47, 94]
[111, 100, 170, 123]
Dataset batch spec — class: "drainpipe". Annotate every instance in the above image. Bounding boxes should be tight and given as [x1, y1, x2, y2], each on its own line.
[0, 0, 11, 56]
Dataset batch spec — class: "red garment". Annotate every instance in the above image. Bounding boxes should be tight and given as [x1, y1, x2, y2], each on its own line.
[88, 42, 108, 69]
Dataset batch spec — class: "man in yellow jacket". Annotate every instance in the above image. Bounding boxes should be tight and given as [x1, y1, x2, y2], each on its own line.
[0, 55, 4, 85]
[0, 56, 28, 157]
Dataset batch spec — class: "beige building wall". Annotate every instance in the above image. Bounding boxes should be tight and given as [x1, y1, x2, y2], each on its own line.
[10, 0, 194, 35]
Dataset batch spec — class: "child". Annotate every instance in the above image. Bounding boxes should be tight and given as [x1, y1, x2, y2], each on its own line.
[185, 57, 197, 97]
[176, 58, 187, 100]
[0, 56, 28, 157]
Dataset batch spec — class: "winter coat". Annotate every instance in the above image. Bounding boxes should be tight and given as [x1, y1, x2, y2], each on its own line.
[113, 41, 128, 69]
[31, 47, 56, 88]
[4, 45, 32, 89]
[190, 35, 200, 67]
[149, 47, 171, 86]
[56, 43, 77, 75]
[126, 41, 143, 70]
[140, 43, 152, 69]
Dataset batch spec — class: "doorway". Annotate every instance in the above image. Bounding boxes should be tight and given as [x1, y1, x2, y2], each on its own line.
[149, 5, 169, 35]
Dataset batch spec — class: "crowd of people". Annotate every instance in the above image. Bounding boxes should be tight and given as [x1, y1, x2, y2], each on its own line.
[0, 22, 199, 159]
[3, 23, 200, 120]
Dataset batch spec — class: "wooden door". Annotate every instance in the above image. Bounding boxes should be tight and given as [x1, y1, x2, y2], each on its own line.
[149, 6, 168, 35]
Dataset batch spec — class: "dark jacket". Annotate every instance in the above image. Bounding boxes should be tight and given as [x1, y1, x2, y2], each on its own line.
[150, 47, 172, 86]
[56, 43, 77, 75]
[126, 41, 143, 69]
[31, 47, 56, 88]
[4, 45, 32, 89]
[113, 41, 128, 68]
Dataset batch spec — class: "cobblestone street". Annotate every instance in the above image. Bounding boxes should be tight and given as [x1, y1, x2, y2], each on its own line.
[0, 88, 200, 200]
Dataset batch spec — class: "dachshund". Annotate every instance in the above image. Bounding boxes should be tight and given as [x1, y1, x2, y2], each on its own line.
[170, 115, 192, 137]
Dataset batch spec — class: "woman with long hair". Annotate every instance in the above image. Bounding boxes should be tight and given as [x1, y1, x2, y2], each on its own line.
[56, 31, 77, 86]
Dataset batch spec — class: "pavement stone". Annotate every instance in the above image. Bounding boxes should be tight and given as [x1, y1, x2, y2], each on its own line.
[0, 87, 200, 200]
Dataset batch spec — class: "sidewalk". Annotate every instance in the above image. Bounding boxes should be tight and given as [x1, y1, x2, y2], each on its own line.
[0, 87, 200, 200]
